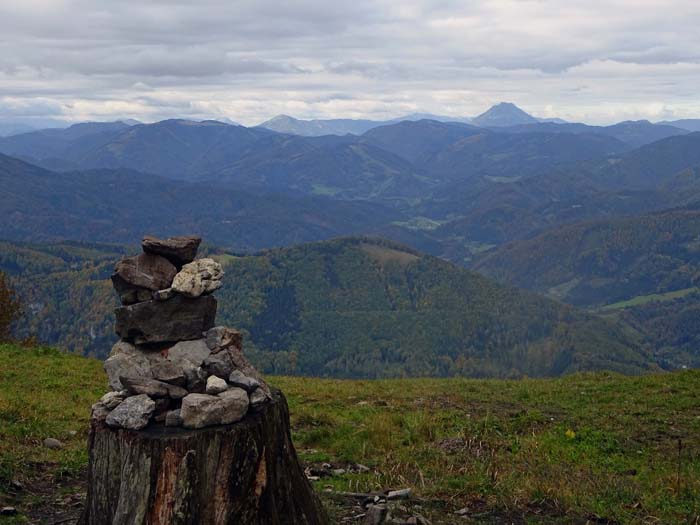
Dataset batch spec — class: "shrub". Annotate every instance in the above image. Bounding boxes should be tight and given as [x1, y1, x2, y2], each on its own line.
[0, 271, 21, 341]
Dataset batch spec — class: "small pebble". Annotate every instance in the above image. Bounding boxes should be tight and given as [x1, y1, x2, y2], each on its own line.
[387, 488, 411, 500]
[43, 437, 65, 450]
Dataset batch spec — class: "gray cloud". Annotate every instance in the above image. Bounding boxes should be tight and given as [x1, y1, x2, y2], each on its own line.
[0, 0, 698, 125]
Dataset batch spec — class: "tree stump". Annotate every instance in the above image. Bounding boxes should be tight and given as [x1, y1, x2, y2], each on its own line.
[79, 389, 328, 525]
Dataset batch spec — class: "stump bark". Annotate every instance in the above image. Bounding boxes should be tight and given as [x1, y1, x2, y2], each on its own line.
[80, 389, 328, 525]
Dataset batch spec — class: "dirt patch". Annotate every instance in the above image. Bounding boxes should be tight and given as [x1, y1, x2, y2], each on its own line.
[1, 466, 85, 524]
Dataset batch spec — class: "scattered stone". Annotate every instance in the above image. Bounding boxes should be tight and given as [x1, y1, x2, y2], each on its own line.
[205, 326, 243, 351]
[205, 375, 229, 395]
[120, 376, 188, 399]
[202, 351, 234, 378]
[105, 394, 155, 430]
[332, 468, 346, 476]
[150, 360, 187, 386]
[104, 340, 151, 391]
[67, 430, 78, 437]
[142, 235, 201, 268]
[100, 390, 127, 409]
[454, 507, 469, 516]
[152, 287, 176, 301]
[0, 507, 17, 516]
[180, 388, 249, 429]
[228, 369, 261, 392]
[43, 437, 65, 450]
[356, 464, 371, 473]
[172, 258, 224, 298]
[165, 409, 183, 427]
[114, 295, 217, 344]
[249, 388, 271, 411]
[112, 253, 177, 292]
[364, 504, 387, 525]
[387, 488, 411, 500]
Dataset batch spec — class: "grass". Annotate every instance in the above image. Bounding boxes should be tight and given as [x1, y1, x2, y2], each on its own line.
[1, 344, 700, 523]
[600, 287, 700, 311]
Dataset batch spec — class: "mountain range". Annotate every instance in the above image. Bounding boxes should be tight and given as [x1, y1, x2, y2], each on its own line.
[2, 104, 700, 377]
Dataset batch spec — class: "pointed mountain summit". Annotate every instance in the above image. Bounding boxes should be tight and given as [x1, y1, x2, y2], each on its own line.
[473, 102, 539, 127]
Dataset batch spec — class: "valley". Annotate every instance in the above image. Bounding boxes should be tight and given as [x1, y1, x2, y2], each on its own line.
[2, 105, 700, 378]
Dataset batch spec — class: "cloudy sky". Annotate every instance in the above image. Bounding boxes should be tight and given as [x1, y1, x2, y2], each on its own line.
[1, 0, 699, 125]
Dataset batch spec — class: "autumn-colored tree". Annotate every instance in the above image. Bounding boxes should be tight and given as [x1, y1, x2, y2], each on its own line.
[0, 271, 21, 342]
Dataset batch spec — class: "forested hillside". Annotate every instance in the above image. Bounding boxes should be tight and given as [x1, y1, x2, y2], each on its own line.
[0, 237, 652, 378]
[473, 208, 700, 367]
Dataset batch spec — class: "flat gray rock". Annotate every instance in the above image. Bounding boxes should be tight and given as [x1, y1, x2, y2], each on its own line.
[184, 366, 208, 393]
[91, 402, 111, 422]
[100, 390, 127, 409]
[111, 253, 177, 292]
[105, 394, 155, 430]
[114, 295, 217, 344]
[205, 375, 228, 395]
[120, 376, 188, 399]
[202, 351, 234, 378]
[172, 258, 224, 298]
[228, 370, 260, 393]
[205, 326, 243, 352]
[150, 360, 186, 386]
[167, 338, 210, 367]
[103, 341, 151, 391]
[249, 388, 271, 411]
[142, 235, 201, 268]
[180, 388, 249, 429]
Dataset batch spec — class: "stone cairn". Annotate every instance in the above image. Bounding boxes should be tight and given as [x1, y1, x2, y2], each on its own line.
[81, 235, 327, 525]
[90, 235, 272, 430]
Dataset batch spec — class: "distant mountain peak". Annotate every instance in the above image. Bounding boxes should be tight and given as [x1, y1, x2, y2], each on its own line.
[473, 102, 539, 127]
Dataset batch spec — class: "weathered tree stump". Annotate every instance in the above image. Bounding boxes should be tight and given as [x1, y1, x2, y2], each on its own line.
[79, 389, 328, 525]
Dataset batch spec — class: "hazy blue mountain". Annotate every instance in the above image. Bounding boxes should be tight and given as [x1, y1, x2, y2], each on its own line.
[590, 132, 700, 190]
[0, 118, 68, 137]
[0, 121, 133, 167]
[421, 133, 700, 258]
[72, 119, 273, 178]
[658, 119, 700, 132]
[208, 132, 432, 200]
[258, 114, 384, 136]
[472, 102, 539, 127]
[421, 130, 627, 181]
[362, 119, 626, 180]
[488, 120, 687, 148]
[391, 112, 473, 124]
[361, 119, 482, 164]
[0, 152, 404, 250]
[0, 118, 434, 201]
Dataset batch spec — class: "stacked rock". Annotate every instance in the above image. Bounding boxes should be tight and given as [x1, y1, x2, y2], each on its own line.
[91, 235, 271, 431]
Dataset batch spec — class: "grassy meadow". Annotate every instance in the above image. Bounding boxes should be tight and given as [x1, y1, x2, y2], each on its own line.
[1, 343, 699, 523]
